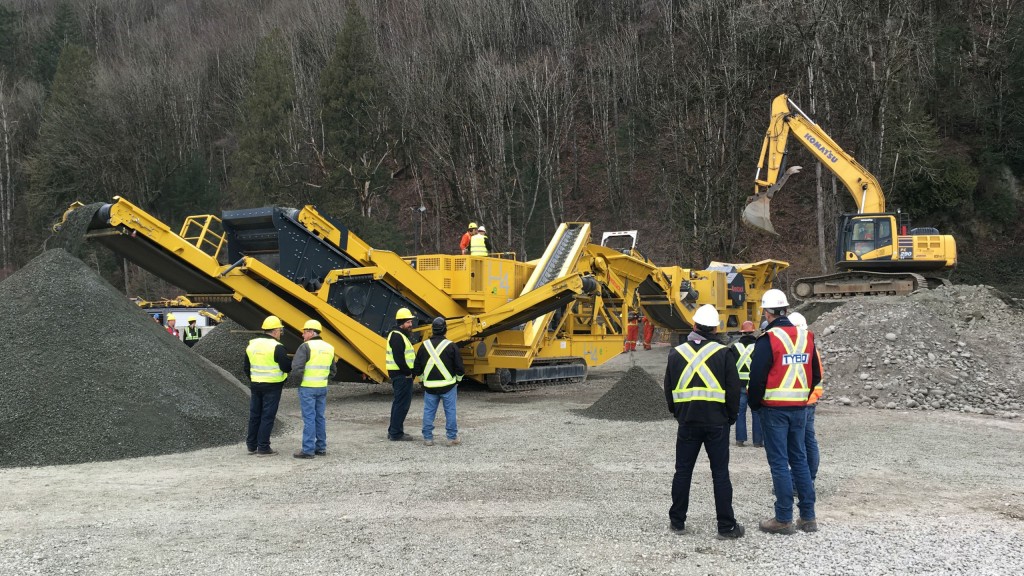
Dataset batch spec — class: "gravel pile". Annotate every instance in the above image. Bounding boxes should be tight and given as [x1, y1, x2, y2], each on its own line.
[0, 249, 251, 468]
[579, 366, 671, 421]
[52, 202, 103, 256]
[191, 319, 256, 383]
[814, 284, 1023, 418]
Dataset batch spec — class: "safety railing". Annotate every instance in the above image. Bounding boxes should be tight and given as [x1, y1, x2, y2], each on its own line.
[179, 215, 226, 260]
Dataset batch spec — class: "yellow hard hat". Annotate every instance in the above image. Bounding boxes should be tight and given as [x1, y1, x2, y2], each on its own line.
[303, 319, 322, 332]
[188, 316, 197, 323]
[468, 222, 477, 229]
[261, 316, 284, 330]
[166, 313, 176, 321]
[395, 308, 414, 321]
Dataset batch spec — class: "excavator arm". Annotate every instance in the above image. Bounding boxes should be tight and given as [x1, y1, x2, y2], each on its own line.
[743, 94, 885, 233]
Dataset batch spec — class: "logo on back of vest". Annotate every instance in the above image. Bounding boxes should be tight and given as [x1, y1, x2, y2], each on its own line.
[782, 353, 809, 365]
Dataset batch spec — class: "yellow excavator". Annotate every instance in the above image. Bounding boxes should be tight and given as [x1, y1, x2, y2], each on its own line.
[743, 94, 958, 300]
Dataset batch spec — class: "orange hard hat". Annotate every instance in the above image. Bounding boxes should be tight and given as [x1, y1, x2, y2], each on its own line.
[740, 320, 755, 333]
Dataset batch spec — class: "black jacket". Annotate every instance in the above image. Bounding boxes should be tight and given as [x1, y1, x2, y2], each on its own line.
[414, 335, 465, 395]
[732, 333, 757, 388]
[747, 317, 822, 411]
[663, 330, 741, 427]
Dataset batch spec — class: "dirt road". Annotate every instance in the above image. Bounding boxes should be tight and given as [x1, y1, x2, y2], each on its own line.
[2, 346, 1022, 575]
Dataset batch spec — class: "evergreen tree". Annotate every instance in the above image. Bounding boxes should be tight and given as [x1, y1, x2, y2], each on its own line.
[229, 30, 296, 207]
[318, 4, 393, 219]
[34, 2, 80, 86]
[26, 44, 100, 233]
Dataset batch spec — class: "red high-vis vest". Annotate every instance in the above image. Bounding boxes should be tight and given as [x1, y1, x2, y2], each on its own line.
[762, 326, 814, 407]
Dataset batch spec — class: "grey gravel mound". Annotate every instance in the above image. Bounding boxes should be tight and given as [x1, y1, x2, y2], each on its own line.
[814, 284, 1023, 418]
[191, 319, 254, 384]
[0, 249, 251, 468]
[579, 366, 670, 421]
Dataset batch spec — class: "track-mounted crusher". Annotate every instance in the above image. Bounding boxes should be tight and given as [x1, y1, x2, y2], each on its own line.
[58, 198, 787, 390]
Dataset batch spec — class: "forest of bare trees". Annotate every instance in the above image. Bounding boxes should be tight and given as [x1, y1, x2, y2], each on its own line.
[0, 0, 1021, 292]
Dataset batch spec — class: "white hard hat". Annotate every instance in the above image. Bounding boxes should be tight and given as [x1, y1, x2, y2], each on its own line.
[788, 312, 807, 330]
[477, 225, 486, 232]
[761, 288, 789, 309]
[692, 304, 720, 328]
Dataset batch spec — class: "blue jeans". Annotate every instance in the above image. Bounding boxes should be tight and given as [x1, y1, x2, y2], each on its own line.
[246, 383, 283, 452]
[298, 386, 328, 454]
[759, 407, 816, 522]
[669, 423, 737, 533]
[422, 386, 458, 441]
[805, 404, 819, 481]
[736, 389, 763, 444]
[388, 375, 414, 440]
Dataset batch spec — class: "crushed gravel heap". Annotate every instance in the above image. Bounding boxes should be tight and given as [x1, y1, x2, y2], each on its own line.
[191, 319, 255, 383]
[0, 249, 251, 468]
[579, 366, 671, 421]
[814, 284, 1023, 418]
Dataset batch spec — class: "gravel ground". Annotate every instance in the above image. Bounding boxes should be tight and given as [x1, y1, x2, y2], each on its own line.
[0, 249, 250, 467]
[1, 346, 1021, 575]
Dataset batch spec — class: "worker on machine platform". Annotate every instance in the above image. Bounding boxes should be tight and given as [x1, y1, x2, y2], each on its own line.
[460, 222, 477, 255]
[469, 225, 491, 256]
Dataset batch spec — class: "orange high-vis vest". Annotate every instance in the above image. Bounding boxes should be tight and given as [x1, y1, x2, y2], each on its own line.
[762, 326, 814, 406]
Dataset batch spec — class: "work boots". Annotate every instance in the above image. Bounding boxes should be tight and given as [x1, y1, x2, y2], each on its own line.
[758, 517, 797, 535]
[796, 517, 819, 532]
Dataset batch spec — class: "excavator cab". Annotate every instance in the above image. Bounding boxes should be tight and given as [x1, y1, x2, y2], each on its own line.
[844, 216, 894, 258]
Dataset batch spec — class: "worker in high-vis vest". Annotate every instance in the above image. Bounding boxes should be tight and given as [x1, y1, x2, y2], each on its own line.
[183, 316, 202, 348]
[244, 316, 292, 456]
[291, 319, 337, 459]
[413, 317, 465, 446]
[663, 304, 744, 540]
[788, 312, 823, 482]
[386, 308, 418, 442]
[747, 289, 822, 535]
[733, 320, 762, 448]
[469, 225, 489, 256]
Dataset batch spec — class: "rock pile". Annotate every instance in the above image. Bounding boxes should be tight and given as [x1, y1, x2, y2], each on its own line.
[813, 284, 1022, 418]
[579, 366, 671, 422]
[191, 318, 256, 383]
[0, 249, 251, 468]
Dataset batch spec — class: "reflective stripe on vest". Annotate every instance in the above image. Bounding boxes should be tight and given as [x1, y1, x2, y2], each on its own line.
[469, 234, 488, 256]
[422, 339, 457, 387]
[671, 341, 726, 403]
[386, 330, 415, 371]
[301, 339, 334, 388]
[247, 337, 287, 383]
[733, 342, 753, 380]
[764, 327, 811, 403]
[183, 326, 201, 343]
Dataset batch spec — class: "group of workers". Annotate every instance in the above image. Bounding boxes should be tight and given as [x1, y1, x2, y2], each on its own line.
[665, 288, 822, 539]
[159, 313, 203, 347]
[243, 306, 467, 457]
[459, 222, 493, 256]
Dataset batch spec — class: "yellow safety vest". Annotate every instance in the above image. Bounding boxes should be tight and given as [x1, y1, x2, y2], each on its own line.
[246, 337, 287, 383]
[386, 330, 415, 372]
[763, 327, 812, 403]
[301, 339, 334, 388]
[183, 325, 201, 343]
[733, 342, 753, 381]
[469, 234, 488, 256]
[422, 339, 460, 387]
[671, 341, 726, 403]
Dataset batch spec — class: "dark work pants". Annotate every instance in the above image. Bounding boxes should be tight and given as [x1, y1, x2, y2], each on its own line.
[246, 383, 283, 452]
[669, 423, 737, 533]
[388, 374, 414, 440]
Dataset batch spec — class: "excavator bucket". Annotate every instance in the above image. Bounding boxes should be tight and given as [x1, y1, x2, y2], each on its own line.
[742, 195, 776, 235]
[742, 166, 802, 236]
